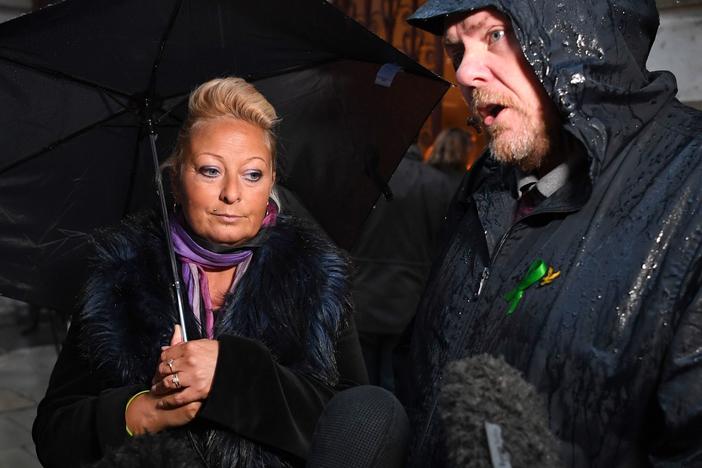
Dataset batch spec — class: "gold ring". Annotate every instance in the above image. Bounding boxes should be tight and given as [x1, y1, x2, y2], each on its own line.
[167, 359, 174, 374]
[172, 373, 181, 389]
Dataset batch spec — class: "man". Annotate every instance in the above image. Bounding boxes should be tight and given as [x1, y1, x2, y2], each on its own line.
[404, 0, 702, 466]
[351, 144, 456, 391]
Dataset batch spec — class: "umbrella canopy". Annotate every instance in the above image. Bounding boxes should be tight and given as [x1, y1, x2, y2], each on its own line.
[0, 0, 448, 312]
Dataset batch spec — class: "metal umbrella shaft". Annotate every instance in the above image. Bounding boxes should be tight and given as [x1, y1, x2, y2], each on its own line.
[147, 118, 189, 342]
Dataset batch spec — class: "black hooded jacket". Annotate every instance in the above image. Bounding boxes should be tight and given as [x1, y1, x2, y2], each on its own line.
[406, 1, 702, 466]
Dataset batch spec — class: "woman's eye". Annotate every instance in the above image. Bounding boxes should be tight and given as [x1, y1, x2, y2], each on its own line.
[489, 29, 505, 44]
[199, 166, 220, 178]
[244, 170, 262, 182]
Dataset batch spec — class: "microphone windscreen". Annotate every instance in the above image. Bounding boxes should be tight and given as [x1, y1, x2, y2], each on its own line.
[439, 354, 561, 468]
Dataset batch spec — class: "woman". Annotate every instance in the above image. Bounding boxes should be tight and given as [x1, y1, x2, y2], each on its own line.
[33, 77, 367, 467]
[427, 127, 470, 170]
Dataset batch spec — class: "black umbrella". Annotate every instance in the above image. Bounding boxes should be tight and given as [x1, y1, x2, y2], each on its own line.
[0, 0, 448, 323]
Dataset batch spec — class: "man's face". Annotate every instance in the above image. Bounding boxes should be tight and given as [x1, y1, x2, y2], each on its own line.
[444, 9, 561, 172]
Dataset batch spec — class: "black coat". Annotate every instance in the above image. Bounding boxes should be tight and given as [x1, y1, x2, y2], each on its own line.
[406, 0, 702, 467]
[351, 151, 457, 335]
[32, 213, 367, 468]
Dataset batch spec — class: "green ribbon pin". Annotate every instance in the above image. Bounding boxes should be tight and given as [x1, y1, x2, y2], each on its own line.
[504, 259, 548, 315]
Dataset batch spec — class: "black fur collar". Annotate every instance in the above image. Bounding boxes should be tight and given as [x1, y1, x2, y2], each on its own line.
[77, 211, 351, 388]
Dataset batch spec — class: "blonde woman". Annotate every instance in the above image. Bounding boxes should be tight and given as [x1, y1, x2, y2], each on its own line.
[34, 78, 367, 468]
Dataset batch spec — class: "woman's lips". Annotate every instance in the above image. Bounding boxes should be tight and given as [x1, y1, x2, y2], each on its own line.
[214, 213, 243, 222]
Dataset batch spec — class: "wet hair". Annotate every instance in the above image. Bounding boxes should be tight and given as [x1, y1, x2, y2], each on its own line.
[427, 127, 470, 172]
[162, 77, 279, 175]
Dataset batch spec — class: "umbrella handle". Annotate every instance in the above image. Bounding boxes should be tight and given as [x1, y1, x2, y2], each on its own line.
[147, 125, 189, 342]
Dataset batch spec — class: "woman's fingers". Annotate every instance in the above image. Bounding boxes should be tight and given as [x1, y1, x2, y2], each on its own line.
[160, 324, 183, 351]
[171, 324, 183, 346]
[153, 325, 184, 383]
[152, 339, 218, 399]
[151, 371, 186, 395]
[157, 388, 200, 410]
[156, 357, 179, 378]
[126, 391, 202, 434]
[162, 401, 202, 427]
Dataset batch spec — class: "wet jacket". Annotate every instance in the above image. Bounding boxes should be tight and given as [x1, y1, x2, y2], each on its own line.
[406, 0, 702, 466]
[33, 212, 367, 468]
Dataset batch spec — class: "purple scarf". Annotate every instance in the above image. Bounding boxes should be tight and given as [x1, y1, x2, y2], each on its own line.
[170, 201, 278, 338]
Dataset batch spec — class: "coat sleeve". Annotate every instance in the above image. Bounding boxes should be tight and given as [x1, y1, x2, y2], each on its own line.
[32, 325, 147, 468]
[649, 261, 702, 466]
[196, 316, 368, 461]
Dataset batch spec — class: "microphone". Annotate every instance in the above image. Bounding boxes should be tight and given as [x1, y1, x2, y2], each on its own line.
[466, 116, 483, 134]
[439, 354, 561, 468]
[307, 385, 410, 468]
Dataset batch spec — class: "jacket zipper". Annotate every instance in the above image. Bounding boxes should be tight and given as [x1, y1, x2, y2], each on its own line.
[474, 205, 575, 299]
[421, 207, 578, 453]
[474, 229, 509, 299]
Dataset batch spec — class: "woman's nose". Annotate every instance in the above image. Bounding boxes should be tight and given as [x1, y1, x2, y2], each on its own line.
[219, 176, 240, 204]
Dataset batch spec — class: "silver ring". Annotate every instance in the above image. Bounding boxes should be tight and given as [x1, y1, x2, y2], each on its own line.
[172, 373, 181, 389]
[167, 359, 174, 374]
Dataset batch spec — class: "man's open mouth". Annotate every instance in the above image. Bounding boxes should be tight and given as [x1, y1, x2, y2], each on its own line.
[479, 104, 506, 126]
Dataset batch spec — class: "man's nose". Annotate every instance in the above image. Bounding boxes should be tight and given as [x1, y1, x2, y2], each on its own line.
[454, 48, 490, 90]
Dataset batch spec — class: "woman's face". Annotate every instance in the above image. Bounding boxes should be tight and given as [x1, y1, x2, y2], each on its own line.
[177, 117, 274, 246]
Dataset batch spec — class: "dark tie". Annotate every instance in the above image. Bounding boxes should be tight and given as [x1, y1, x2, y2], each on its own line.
[514, 183, 545, 221]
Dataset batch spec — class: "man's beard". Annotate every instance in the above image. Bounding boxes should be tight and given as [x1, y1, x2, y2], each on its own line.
[471, 88, 552, 173]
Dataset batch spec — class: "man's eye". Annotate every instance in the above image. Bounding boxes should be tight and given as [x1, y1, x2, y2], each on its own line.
[244, 170, 262, 182]
[199, 166, 220, 178]
[488, 30, 505, 44]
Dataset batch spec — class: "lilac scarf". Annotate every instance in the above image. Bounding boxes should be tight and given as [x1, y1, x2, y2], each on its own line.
[170, 201, 278, 338]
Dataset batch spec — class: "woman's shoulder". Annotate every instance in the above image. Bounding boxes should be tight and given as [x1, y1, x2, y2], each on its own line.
[89, 211, 165, 266]
[264, 213, 347, 262]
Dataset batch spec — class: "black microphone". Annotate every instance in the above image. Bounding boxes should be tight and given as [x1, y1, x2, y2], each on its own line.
[307, 385, 410, 468]
[439, 354, 561, 468]
[466, 116, 483, 134]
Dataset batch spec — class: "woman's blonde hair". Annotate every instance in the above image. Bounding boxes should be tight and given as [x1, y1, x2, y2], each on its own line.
[163, 77, 279, 174]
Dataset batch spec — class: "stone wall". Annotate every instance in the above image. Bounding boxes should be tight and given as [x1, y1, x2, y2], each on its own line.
[649, 1, 702, 109]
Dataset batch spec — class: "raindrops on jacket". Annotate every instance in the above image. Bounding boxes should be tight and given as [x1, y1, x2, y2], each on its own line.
[405, 0, 702, 466]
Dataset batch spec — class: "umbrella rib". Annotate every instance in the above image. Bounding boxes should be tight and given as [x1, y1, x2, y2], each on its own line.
[144, 0, 184, 108]
[105, 103, 183, 128]
[0, 54, 131, 102]
[121, 125, 147, 217]
[0, 109, 131, 175]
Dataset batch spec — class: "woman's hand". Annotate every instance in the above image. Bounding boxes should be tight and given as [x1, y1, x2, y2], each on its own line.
[151, 325, 219, 409]
[125, 391, 201, 436]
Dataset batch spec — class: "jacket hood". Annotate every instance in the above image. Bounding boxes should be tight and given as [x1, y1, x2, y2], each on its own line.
[408, 0, 679, 183]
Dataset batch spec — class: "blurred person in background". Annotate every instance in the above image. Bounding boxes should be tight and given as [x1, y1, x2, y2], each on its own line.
[427, 127, 472, 190]
[351, 144, 454, 393]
